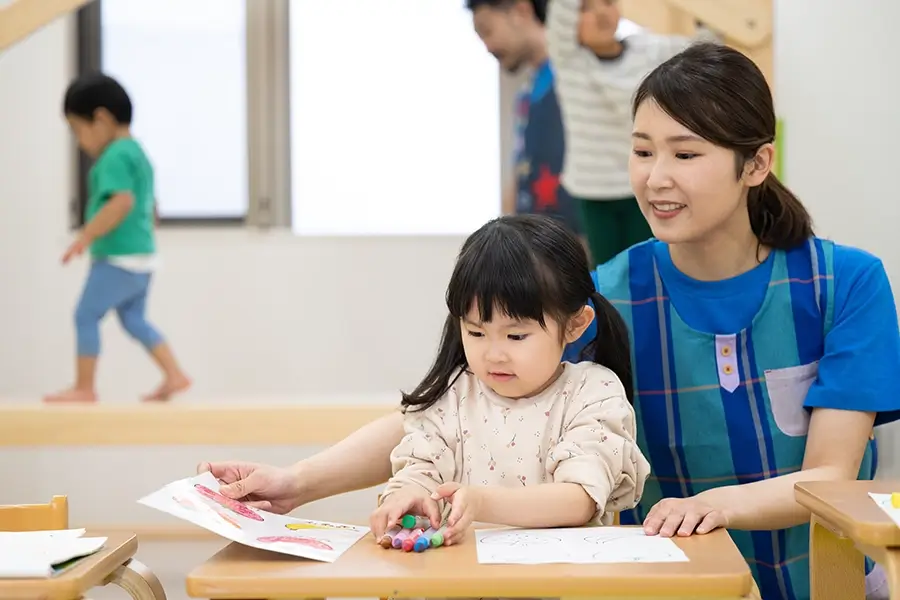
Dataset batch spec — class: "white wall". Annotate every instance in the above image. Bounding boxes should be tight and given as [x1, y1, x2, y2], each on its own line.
[1, 3, 899, 599]
[773, 0, 900, 473]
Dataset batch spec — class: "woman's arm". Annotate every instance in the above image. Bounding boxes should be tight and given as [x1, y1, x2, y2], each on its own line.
[289, 411, 405, 505]
[698, 407, 875, 531]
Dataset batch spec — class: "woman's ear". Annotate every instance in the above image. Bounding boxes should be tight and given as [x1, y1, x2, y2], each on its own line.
[566, 305, 596, 344]
[743, 142, 775, 187]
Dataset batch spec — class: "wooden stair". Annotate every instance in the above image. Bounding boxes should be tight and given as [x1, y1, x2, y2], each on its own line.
[1, 0, 93, 51]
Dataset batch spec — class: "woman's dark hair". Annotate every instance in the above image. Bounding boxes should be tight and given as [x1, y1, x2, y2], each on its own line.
[633, 42, 813, 250]
[401, 214, 632, 413]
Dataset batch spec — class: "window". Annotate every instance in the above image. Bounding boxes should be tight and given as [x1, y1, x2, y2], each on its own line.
[96, 0, 249, 221]
[288, 0, 502, 236]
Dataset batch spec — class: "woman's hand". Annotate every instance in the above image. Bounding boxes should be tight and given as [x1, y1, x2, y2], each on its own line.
[431, 482, 483, 546]
[642, 496, 730, 537]
[369, 485, 441, 541]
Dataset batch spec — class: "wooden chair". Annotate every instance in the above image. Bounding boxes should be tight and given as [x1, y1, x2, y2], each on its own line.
[0, 495, 68, 531]
[0, 495, 168, 600]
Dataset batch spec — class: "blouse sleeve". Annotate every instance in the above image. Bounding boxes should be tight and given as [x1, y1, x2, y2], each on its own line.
[546, 369, 651, 521]
[381, 394, 458, 500]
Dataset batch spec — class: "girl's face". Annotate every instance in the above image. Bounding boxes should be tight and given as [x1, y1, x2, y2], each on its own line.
[578, 0, 620, 50]
[460, 305, 594, 399]
[629, 99, 763, 246]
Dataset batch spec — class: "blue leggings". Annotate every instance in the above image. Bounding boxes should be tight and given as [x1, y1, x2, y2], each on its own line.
[75, 261, 164, 356]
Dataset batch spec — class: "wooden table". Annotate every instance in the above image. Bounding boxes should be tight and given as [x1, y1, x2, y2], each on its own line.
[0, 531, 166, 600]
[795, 480, 900, 600]
[187, 526, 755, 599]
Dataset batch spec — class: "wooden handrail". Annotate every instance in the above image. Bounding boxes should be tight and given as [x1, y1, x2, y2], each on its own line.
[0, 0, 94, 51]
[0, 403, 397, 446]
[619, 0, 773, 88]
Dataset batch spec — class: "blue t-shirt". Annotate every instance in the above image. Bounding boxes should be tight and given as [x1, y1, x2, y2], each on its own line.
[566, 239, 900, 426]
[513, 61, 581, 235]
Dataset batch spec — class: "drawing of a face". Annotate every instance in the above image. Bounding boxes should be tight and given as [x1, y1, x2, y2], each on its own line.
[194, 484, 264, 522]
[257, 535, 334, 551]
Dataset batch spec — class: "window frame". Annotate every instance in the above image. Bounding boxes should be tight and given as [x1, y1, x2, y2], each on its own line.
[72, 0, 515, 234]
[71, 0, 284, 229]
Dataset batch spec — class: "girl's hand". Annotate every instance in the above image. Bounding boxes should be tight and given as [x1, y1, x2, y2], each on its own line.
[431, 482, 483, 546]
[369, 485, 441, 541]
[197, 461, 304, 514]
[642, 496, 729, 537]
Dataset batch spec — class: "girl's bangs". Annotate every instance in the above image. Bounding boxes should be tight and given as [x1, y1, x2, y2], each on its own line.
[446, 236, 551, 326]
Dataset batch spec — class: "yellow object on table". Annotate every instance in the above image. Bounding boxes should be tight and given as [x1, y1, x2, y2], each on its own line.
[891, 492, 900, 508]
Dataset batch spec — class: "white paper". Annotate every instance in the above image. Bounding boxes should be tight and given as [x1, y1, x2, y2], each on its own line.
[475, 526, 689, 565]
[0, 529, 107, 578]
[138, 472, 370, 562]
[868, 493, 900, 528]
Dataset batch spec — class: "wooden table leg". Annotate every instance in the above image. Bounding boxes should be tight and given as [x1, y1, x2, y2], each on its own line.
[103, 558, 168, 600]
[878, 549, 899, 600]
[809, 516, 867, 600]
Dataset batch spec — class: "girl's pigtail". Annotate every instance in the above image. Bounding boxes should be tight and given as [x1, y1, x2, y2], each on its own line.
[401, 314, 467, 412]
[589, 291, 634, 403]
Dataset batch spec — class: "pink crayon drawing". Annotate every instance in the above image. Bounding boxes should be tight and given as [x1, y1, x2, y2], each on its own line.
[257, 536, 334, 551]
[194, 484, 264, 521]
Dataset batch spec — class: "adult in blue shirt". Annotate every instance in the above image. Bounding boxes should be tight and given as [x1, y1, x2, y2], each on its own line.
[200, 44, 899, 600]
[468, 0, 582, 236]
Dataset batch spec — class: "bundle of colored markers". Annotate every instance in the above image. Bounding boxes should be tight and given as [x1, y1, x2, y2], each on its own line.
[379, 514, 448, 552]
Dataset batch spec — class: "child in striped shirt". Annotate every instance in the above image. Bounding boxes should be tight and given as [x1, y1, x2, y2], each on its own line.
[546, 0, 708, 266]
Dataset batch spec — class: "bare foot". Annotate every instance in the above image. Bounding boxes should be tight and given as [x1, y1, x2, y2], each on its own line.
[43, 388, 97, 403]
[142, 374, 191, 402]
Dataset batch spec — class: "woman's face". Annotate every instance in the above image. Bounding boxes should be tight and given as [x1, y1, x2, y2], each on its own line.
[629, 99, 751, 245]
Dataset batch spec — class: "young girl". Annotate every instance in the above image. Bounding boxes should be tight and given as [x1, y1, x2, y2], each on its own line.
[369, 214, 650, 545]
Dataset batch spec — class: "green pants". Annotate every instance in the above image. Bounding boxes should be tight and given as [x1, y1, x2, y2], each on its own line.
[577, 195, 653, 266]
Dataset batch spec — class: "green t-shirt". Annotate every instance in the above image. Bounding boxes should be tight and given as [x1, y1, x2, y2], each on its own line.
[86, 138, 156, 258]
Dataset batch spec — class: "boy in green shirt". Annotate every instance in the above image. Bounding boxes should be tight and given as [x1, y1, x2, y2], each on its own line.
[45, 73, 190, 403]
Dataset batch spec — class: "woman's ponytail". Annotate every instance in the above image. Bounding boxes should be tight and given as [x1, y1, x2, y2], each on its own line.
[588, 291, 634, 403]
[748, 172, 814, 250]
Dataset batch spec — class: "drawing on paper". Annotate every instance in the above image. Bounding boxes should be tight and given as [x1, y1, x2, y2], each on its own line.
[257, 535, 334, 551]
[586, 532, 684, 562]
[138, 472, 371, 562]
[213, 508, 242, 529]
[474, 527, 690, 565]
[583, 531, 647, 545]
[172, 495, 199, 512]
[194, 484, 264, 522]
[285, 521, 361, 531]
[479, 532, 561, 547]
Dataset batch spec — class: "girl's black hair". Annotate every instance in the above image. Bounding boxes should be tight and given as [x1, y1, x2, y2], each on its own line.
[401, 215, 632, 413]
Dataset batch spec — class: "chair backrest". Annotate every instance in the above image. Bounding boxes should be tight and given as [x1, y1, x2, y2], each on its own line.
[0, 496, 69, 531]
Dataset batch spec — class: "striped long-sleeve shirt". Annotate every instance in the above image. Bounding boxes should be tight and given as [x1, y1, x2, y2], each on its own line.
[546, 0, 692, 200]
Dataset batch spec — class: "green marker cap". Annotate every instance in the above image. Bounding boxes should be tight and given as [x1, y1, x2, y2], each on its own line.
[401, 514, 416, 529]
[430, 531, 445, 547]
